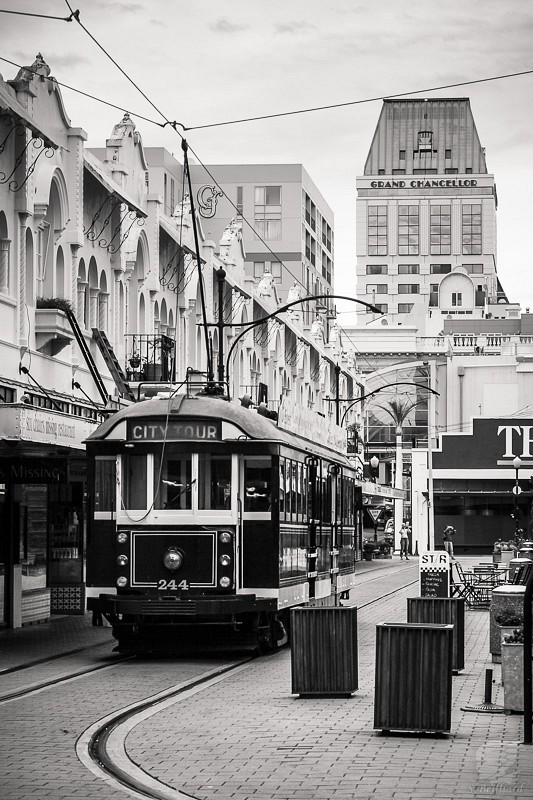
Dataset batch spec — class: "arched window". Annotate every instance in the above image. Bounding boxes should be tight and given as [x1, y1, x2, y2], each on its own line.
[77, 259, 87, 324]
[25, 228, 34, 306]
[55, 246, 65, 298]
[0, 211, 10, 295]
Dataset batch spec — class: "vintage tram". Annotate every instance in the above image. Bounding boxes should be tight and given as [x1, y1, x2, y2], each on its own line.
[85, 389, 361, 652]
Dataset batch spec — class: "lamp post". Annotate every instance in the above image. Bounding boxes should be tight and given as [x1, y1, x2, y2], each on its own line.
[370, 455, 380, 542]
[513, 455, 522, 544]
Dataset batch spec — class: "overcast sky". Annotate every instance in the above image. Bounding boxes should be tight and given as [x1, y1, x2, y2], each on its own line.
[3, 0, 533, 323]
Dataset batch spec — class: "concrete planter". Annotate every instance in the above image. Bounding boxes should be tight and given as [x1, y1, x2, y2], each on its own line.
[499, 627, 518, 673]
[502, 643, 523, 713]
[490, 585, 525, 661]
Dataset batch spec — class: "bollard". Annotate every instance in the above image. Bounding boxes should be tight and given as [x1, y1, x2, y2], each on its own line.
[484, 668, 493, 704]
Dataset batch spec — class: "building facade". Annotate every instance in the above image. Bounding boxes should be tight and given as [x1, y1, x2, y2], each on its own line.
[0, 55, 362, 629]
[355, 98, 517, 333]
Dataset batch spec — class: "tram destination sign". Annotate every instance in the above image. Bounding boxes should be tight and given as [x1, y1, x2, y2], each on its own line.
[127, 419, 221, 442]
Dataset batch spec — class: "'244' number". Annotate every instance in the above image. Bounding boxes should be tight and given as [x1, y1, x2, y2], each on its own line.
[157, 579, 189, 590]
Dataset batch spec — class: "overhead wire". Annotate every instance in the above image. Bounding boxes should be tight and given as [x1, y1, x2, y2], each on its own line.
[8, 5, 525, 393]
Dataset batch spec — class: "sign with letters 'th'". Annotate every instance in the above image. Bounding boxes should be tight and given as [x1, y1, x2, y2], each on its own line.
[419, 551, 450, 598]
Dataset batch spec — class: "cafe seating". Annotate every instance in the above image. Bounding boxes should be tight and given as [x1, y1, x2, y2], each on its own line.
[451, 562, 493, 609]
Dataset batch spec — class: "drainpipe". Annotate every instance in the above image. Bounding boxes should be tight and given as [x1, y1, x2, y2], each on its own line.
[457, 365, 465, 432]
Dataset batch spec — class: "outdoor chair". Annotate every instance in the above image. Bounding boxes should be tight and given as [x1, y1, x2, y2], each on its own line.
[512, 561, 533, 585]
[451, 561, 491, 609]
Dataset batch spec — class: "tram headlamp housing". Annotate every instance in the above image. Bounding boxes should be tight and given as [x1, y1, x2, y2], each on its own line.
[219, 531, 232, 544]
[163, 548, 183, 572]
[116, 576, 128, 588]
[219, 576, 231, 588]
[219, 554, 231, 566]
[117, 554, 129, 567]
[117, 532, 128, 544]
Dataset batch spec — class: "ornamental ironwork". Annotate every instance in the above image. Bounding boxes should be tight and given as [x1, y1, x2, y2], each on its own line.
[0, 114, 55, 192]
[83, 193, 144, 254]
[197, 184, 223, 218]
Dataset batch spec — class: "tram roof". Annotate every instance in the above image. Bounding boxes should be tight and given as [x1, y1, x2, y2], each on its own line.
[87, 394, 351, 464]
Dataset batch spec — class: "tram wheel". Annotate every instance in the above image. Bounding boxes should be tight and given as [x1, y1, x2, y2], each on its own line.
[256, 611, 289, 654]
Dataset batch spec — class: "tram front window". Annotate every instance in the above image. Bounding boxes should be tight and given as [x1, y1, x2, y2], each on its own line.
[123, 454, 147, 510]
[198, 454, 232, 510]
[244, 457, 272, 512]
[155, 451, 192, 510]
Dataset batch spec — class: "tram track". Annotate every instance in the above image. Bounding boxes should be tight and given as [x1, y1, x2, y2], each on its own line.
[78, 572, 418, 800]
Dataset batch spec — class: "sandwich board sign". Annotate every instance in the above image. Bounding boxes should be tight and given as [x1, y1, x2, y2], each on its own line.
[419, 551, 450, 598]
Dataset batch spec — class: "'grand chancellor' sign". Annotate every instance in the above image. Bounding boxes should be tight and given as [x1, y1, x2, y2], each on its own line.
[370, 178, 478, 189]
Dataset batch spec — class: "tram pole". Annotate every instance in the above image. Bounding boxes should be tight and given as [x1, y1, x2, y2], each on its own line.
[217, 266, 226, 386]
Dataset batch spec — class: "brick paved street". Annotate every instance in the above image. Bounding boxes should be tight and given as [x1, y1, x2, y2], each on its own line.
[1, 556, 531, 800]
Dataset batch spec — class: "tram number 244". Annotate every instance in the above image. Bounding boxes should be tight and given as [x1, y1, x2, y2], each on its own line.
[157, 579, 189, 590]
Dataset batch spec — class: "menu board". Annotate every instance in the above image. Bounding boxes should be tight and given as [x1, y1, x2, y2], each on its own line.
[419, 551, 450, 598]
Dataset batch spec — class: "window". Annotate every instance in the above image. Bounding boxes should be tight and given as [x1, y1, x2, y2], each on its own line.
[429, 283, 439, 307]
[236, 186, 243, 218]
[366, 265, 387, 275]
[430, 205, 451, 255]
[462, 203, 482, 255]
[398, 264, 419, 274]
[94, 457, 116, 513]
[123, 454, 147, 510]
[430, 264, 451, 274]
[413, 168, 437, 174]
[398, 284, 419, 294]
[445, 168, 458, 174]
[367, 303, 388, 313]
[398, 303, 414, 313]
[445, 149, 452, 159]
[170, 178, 175, 214]
[254, 186, 281, 240]
[154, 450, 192, 510]
[366, 284, 387, 294]
[398, 204, 419, 255]
[464, 264, 484, 274]
[368, 205, 387, 255]
[253, 260, 282, 283]
[417, 131, 433, 151]
[244, 457, 272, 512]
[198, 454, 232, 510]
[392, 169, 406, 175]
[452, 292, 462, 307]
[399, 150, 406, 160]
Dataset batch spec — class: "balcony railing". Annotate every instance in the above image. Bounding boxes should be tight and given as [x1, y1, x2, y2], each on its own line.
[124, 334, 175, 382]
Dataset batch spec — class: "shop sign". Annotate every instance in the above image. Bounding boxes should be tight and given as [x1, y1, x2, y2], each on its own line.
[369, 178, 478, 189]
[0, 458, 66, 483]
[360, 480, 407, 500]
[277, 397, 346, 453]
[419, 551, 450, 598]
[127, 419, 221, 442]
[0, 406, 97, 449]
[433, 418, 533, 470]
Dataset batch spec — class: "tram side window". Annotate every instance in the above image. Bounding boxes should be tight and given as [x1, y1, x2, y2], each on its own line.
[279, 460, 286, 517]
[94, 457, 116, 512]
[244, 457, 272, 512]
[154, 450, 192, 510]
[198, 454, 232, 510]
[123, 454, 147, 510]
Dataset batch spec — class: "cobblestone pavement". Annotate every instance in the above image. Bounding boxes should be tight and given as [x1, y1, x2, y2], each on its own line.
[1, 556, 531, 800]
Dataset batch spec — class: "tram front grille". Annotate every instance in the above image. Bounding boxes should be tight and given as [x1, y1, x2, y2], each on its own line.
[141, 600, 197, 616]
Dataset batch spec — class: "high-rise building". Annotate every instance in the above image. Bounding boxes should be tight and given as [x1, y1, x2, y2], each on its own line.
[356, 98, 513, 332]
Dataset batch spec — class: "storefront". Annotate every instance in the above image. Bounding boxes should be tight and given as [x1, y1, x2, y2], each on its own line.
[0, 404, 98, 627]
[430, 418, 533, 555]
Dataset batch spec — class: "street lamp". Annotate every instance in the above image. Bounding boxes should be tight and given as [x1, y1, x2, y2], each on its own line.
[512, 455, 523, 544]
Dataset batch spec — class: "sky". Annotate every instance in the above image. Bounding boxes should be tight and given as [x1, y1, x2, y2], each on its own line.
[2, 0, 533, 324]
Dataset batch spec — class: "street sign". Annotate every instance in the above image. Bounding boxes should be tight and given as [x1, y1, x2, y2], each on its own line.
[367, 508, 384, 524]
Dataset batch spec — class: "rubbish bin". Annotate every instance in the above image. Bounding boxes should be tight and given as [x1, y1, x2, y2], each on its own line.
[407, 597, 465, 672]
[490, 584, 526, 662]
[374, 622, 453, 733]
[518, 542, 533, 561]
[291, 605, 358, 696]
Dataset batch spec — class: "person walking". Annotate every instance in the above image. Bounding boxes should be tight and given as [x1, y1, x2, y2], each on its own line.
[399, 522, 410, 560]
[443, 526, 456, 561]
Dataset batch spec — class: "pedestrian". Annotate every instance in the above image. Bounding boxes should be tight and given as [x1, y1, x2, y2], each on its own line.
[443, 526, 456, 561]
[399, 522, 410, 560]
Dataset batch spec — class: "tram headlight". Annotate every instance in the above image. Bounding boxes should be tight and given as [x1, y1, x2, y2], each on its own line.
[117, 532, 128, 544]
[219, 531, 232, 544]
[219, 554, 231, 567]
[163, 548, 183, 572]
[117, 554, 129, 567]
[116, 576, 128, 588]
[219, 576, 231, 588]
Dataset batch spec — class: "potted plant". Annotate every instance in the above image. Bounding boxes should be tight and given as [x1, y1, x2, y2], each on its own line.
[495, 610, 523, 666]
[493, 539, 516, 565]
[363, 540, 378, 561]
[501, 627, 524, 711]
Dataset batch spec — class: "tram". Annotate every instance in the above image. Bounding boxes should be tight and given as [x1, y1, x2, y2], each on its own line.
[85, 387, 361, 652]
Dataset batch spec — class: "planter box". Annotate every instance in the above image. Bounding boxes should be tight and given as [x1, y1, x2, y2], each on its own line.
[363, 552, 375, 561]
[502, 643, 523, 712]
[490, 585, 525, 661]
[291, 606, 358, 696]
[22, 588, 51, 625]
[407, 597, 465, 672]
[374, 623, 453, 733]
[497, 626, 518, 669]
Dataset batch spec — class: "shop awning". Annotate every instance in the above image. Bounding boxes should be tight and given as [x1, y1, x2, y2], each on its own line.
[84, 151, 147, 218]
[0, 83, 60, 149]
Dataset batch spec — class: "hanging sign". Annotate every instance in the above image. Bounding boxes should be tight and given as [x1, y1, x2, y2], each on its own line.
[367, 508, 384, 525]
[419, 551, 450, 598]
